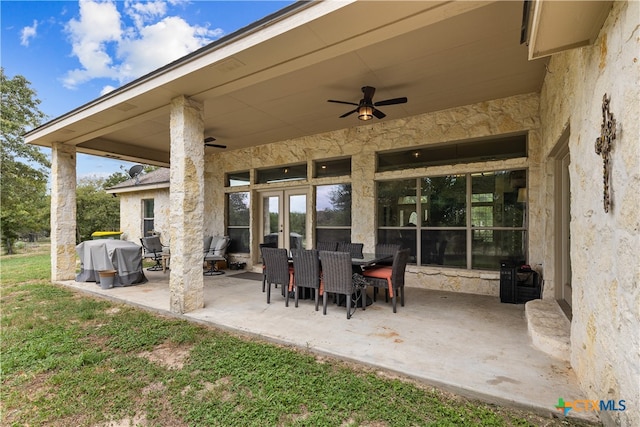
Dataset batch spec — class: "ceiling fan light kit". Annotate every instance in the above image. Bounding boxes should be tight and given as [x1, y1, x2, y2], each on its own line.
[328, 86, 407, 121]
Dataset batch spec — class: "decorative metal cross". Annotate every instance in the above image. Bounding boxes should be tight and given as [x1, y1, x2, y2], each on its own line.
[595, 93, 616, 213]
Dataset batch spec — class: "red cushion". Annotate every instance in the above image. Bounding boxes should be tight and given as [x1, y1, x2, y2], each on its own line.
[363, 266, 394, 297]
[362, 266, 392, 280]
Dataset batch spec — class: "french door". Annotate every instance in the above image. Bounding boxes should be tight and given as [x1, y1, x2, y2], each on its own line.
[259, 188, 308, 252]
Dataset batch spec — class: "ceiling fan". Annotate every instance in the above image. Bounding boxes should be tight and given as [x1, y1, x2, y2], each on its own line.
[328, 86, 407, 121]
[204, 137, 226, 149]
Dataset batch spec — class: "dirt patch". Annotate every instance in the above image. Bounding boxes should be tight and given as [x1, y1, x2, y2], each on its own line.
[137, 341, 193, 370]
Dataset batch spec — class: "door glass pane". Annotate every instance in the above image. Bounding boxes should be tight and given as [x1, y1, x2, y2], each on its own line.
[288, 194, 306, 251]
[263, 196, 280, 246]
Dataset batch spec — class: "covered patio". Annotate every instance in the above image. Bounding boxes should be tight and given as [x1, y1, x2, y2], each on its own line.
[59, 270, 595, 423]
[26, 1, 639, 425]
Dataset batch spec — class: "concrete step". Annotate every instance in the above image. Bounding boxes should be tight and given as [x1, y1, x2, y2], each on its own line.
[525, 299, 571, 361]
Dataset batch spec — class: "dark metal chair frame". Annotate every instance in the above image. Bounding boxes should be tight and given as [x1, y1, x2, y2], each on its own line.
[140, 236, 165, 271]
[291, 249, 321, 311]
[204, 236, 230, 276]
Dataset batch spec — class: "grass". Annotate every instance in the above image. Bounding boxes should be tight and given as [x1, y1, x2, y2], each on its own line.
[1, 246, 600, 426]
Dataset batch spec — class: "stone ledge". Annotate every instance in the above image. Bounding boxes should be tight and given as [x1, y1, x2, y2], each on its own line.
[525, 299, 570, 361]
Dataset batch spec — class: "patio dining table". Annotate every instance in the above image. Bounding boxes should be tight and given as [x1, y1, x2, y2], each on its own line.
[286, 252, 393, 303]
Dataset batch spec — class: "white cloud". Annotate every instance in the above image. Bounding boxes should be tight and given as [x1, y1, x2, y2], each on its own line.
[20, 20, 38, 46]
[100, 85, 117, 95]
[117, 16, 221, 81]
[62, 0, 122, 88]
[62, 0, 223, 90]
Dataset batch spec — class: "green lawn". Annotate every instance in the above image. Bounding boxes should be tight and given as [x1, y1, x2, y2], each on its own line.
[1, 247, 599, 426]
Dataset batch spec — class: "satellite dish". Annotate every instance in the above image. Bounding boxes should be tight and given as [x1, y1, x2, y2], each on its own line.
[128, 164, 144, 184]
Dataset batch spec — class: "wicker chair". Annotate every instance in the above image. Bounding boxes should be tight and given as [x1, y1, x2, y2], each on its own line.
[362, 248, 410, 313]
[291, 249, 321, 311]
[262, 247, 292, 304]
[319, 250, 365, 319]
[316, 241, 338, 251]
[372, 243, 401, 267]
[259, 242, 278, 292]
[336, 242, 364, 258]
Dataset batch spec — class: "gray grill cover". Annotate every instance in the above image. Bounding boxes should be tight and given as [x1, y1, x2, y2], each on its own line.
[76, 240, 147, 286]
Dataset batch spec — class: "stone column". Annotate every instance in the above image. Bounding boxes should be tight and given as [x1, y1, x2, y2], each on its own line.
[50, 143, 77, 281]
[169, 96, 205, 313]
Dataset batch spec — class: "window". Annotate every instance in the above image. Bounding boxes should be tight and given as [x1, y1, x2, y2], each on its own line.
[142, 199, 154, 237]
[256, 164, 307, 184]
[316, 184, 351, 243]
[376, 170, 526, 270]
[226, 192, 250, 253]
[226, 171, 250, 187]
[314, 157, 351, 178]
[377, 134, 527, 172]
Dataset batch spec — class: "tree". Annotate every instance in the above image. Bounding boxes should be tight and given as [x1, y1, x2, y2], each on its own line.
[0, 68, 50, 254]
[76, 177, 120, 242]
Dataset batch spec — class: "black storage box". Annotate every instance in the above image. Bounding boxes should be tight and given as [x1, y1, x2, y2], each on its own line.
[500, 261, 542, 304]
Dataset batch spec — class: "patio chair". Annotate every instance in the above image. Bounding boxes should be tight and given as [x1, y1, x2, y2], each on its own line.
[336, 242, 364, 258]
[262, 247, 293, 304]
[291, 249, 321, 311]
[259, 242, 278, 292]
[371, 243, 401, 267]
[319, 250, 365, 319]
[203, 236, 230, 276]
[140, 236, 165, 271]
[316, 241, 338, 251]
[362, 248, 410, 313]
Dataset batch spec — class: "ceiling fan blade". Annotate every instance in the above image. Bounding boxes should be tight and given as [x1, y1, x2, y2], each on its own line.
[361, 86, 376, 101]
[328, 100, 358, 106]
[372, 108, 386, 119]
[205, 143, 227, 149]
[339, 109, 358, 118]
[374, 97, 408, 106]
[204, 137, 216, 143]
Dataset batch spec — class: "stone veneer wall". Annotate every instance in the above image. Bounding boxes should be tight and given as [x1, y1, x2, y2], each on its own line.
[539, 2, 639, 426]
[206, 92, 542, 297]
[119, 189, 170, 245]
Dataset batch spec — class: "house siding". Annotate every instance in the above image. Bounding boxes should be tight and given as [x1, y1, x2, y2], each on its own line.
[539, 1, 640, 426]
[119, 189, 170, 245]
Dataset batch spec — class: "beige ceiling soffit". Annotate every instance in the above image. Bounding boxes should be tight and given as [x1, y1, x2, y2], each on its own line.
[64, 105, 171, 146]
[77, 139, 169, 165]
[527, 0, 612, 60]
[193, 1, 492, 100]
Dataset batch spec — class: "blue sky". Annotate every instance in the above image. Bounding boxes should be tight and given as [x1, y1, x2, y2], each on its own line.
[2, 0, 295, 180]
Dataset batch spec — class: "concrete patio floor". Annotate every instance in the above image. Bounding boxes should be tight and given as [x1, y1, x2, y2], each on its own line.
[58, 269, 598, 424]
